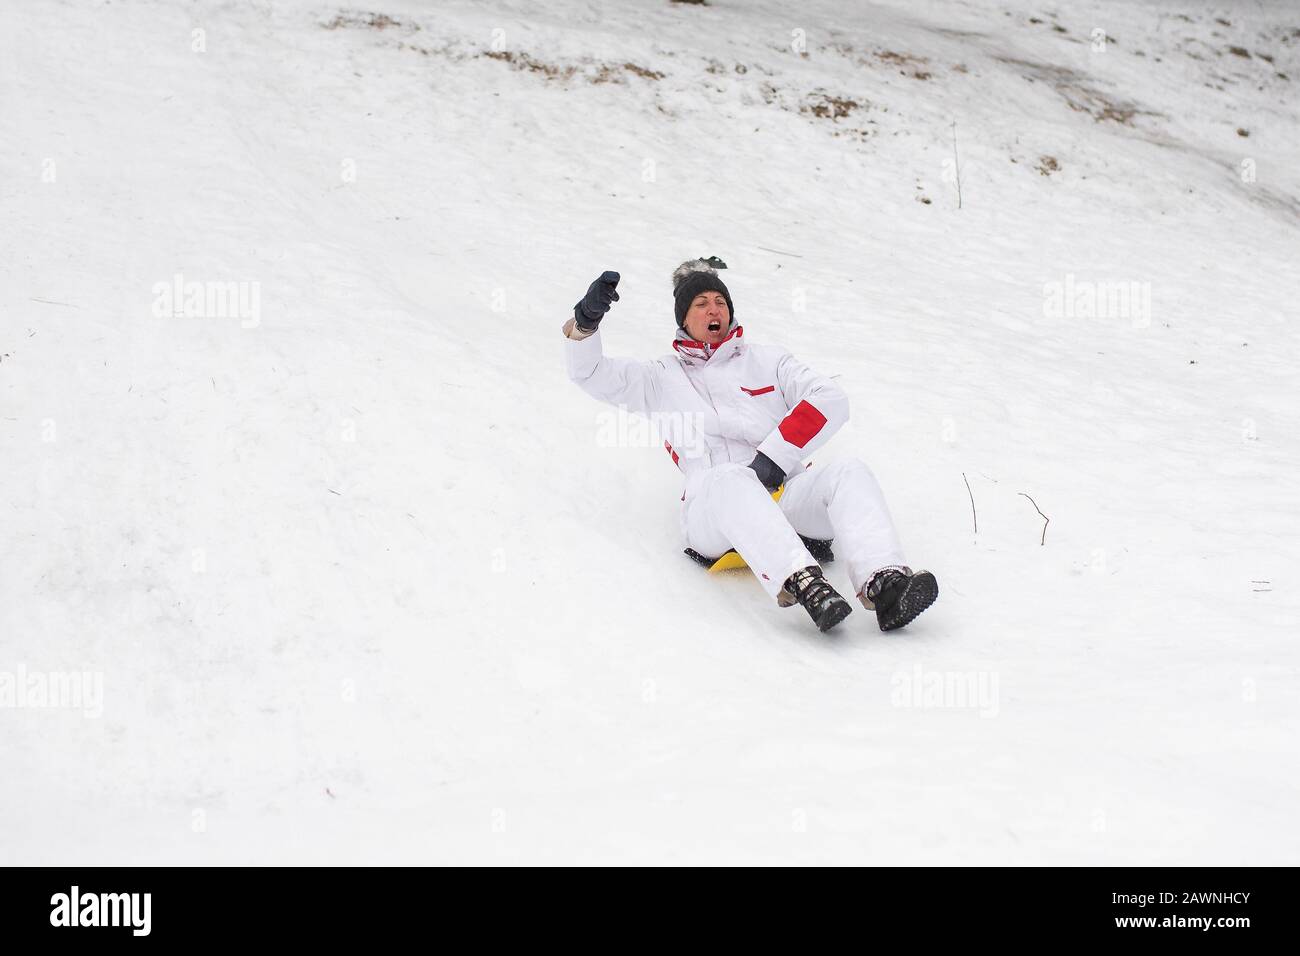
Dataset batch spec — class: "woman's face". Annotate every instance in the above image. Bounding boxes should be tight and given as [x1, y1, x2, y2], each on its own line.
[683, 291, 731, 344]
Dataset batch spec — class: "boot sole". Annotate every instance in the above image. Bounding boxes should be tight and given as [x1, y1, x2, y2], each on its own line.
[816, 598, 853, 633]
[877, 572, 938, 632]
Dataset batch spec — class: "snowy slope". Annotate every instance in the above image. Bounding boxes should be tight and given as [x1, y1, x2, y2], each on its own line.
[2, 0, 1298, 864]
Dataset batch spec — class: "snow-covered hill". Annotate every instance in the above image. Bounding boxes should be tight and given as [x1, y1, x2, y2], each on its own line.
[2, 0, 1297, 864]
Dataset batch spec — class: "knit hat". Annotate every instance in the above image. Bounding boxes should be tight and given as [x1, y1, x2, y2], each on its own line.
[672, 256, 734, 328]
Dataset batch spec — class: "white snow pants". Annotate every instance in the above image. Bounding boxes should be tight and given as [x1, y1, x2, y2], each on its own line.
[682, 458, 907, 601]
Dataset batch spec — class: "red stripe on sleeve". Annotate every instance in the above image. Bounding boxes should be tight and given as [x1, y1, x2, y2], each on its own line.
[778, 400, 827, 448]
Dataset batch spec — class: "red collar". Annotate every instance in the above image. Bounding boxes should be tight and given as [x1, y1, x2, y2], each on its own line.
[672, 324, 744, 358]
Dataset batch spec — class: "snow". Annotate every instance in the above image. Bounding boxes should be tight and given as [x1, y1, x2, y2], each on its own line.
[2, 0, 1297, 864]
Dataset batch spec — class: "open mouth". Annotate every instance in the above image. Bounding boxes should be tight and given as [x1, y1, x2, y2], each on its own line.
[707, 321, 722, 333]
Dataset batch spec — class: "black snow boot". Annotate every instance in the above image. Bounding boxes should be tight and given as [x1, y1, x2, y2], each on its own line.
[778, 566, 852, 632]
[860, 566, 939, 632]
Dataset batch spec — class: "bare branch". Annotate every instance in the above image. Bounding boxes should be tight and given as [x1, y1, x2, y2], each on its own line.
[950, 120, 963, 210]
[1018, 492, 1049, 545]
[962, 472, 977, 535]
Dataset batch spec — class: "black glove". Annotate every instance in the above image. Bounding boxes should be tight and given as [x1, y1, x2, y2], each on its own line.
[748, 451, 785, 493]
[573, 271, 620, 332]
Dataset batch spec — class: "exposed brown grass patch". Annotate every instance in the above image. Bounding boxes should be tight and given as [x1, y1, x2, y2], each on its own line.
[483, 49, 576, 80]
[877, 50, 929, 67]
[621, 62, 666, 80]
[996, 55, 1155, 126]
[482, 50, 663, 84]
[802, 91, 862, 120]
[324, 11, 411, 30]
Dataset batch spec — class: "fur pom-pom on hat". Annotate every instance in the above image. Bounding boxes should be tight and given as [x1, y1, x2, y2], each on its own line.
[671, 256, 727, 291]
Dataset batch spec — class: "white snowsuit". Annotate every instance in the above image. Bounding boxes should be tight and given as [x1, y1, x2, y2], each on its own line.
[564, 320, 906, 600]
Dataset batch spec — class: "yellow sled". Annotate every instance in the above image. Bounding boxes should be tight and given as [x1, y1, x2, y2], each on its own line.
[702, 550, 752, 573]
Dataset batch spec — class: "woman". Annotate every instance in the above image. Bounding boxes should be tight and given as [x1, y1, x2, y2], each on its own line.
[562, 259, 938, 633]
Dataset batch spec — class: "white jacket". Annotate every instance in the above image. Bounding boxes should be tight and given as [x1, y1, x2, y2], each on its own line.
[564, 320, 849, 499]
